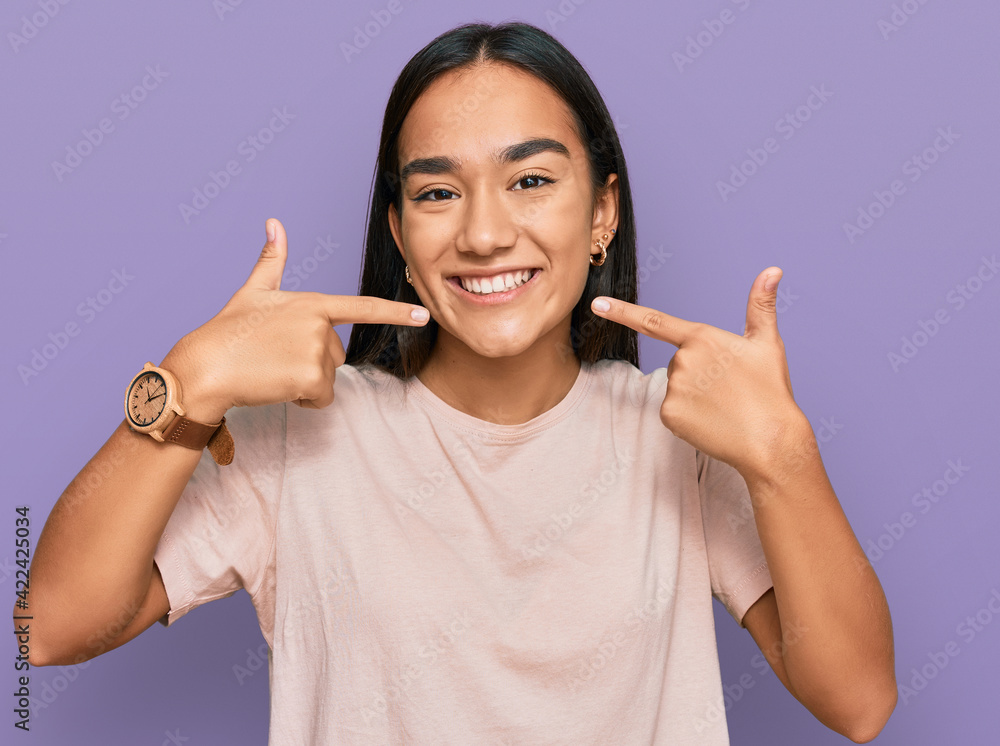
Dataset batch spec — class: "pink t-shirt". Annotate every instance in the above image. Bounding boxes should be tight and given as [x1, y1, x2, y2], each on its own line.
[154, 359, 773, 744]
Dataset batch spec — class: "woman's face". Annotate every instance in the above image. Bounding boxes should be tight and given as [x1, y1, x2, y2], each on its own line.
[388, 62, 618, 361]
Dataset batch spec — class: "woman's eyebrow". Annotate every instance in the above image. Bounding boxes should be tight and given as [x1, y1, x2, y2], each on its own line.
[399, 137, 571, 184]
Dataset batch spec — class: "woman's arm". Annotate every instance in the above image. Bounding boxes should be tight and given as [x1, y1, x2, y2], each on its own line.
[22, 218, 431, 666]
[739, 416, 896, 744]
[589, 268, 896, 741]
[21, 348, 228, 666]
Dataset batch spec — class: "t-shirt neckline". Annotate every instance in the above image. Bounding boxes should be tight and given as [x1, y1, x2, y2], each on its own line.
[405, 360, 594, 441]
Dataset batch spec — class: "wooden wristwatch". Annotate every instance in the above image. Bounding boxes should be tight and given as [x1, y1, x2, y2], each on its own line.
[124, 362, 234, 465]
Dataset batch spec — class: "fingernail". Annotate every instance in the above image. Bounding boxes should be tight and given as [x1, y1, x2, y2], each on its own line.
[592, 298, 610, 313]
[267, 220, 275, 242]
[764, 272, 779, 292]
[411, 307, 429, 322]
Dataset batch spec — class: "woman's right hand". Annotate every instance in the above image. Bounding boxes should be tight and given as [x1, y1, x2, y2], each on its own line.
[161, 218, 428, 421]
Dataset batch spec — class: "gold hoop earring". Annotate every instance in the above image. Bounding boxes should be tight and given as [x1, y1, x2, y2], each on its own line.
[405, 265, 413, 285]
[590, 231, 612, 267]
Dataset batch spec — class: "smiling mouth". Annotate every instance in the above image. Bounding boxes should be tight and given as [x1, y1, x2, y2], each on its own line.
[451, 268, 539, 296]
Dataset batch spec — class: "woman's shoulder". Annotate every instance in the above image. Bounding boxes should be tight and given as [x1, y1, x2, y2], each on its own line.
[330, 362, 411, 409]
[336, 362, 395, 388]
[340, 361, 413, 386]
[586, 358, 670, 411]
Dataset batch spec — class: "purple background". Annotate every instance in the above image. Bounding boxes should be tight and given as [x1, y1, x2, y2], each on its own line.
[3, 0, 998, 743]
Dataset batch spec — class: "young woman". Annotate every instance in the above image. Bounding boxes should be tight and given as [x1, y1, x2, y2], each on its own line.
[26, 21, 895, 745]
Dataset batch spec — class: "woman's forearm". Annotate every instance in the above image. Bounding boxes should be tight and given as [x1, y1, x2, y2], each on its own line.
[23, 348, 227, 666]
[740, 414, 897, 740]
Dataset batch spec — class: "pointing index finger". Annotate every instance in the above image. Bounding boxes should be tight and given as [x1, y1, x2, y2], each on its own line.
[591, 297, 696, 347]
[322, 294, 430, 327]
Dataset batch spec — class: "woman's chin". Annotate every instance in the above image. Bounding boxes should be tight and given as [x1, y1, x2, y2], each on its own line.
[433, 310, 570, 362]
[442, 326, 539, 360]
[467, 338, 536, 359]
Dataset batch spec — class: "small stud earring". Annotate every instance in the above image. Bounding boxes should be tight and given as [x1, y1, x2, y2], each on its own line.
[405, 266, 413, 285]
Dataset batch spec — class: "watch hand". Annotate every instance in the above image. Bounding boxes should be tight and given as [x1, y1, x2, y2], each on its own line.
[146, 381, 164, 404]
[149, 392, 166, 402]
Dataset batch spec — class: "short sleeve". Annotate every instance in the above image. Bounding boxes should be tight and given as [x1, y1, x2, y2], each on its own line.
[153, 402, 286, 633]
[697, 449, 773, 628]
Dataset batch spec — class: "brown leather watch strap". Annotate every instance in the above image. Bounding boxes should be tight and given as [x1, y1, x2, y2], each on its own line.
[161, 416, 235, 466]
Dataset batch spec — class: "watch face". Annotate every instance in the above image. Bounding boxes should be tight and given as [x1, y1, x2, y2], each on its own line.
[127, 371, 168, 427]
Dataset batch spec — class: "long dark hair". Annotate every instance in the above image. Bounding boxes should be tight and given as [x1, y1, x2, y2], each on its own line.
[344, 21, 639, 378]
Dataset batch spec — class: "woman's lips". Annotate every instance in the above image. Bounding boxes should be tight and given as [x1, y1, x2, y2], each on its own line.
[446, 269, 540, 305]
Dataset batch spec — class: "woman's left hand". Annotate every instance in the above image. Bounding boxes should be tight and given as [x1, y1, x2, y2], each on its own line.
[591, 267, 809, 483]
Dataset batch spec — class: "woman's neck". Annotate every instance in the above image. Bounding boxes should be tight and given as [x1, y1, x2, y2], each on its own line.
[416, 323, 582, 426]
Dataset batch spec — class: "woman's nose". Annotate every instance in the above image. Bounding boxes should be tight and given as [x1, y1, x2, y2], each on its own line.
[455, 191, 518, 256]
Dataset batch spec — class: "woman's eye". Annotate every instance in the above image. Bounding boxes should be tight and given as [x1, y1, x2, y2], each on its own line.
[414, 174, 554, 202]
[513, 174, 553, 190]
[415, 188, 456, 202]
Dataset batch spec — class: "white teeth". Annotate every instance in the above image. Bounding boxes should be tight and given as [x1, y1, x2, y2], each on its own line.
[459, 269, 535, 295]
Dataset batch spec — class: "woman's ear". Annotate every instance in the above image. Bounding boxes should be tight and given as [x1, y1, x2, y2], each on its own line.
[592, 173, 620, 236]
[388, 201, 405, 261]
